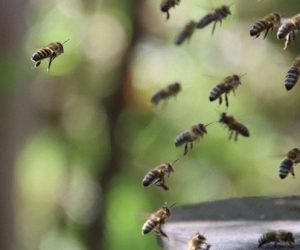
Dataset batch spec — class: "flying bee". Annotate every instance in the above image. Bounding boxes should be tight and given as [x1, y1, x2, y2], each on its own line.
[284, 55, 300, 91]
[197, 5, 231, 35]
[249, 13, 281, 39]
[31, 39, 69, 72]
[175, 21, 197, 45]
[142, 203, 175, 238]
[277, 14, 300, 40]
[209, 74, 243, 108]
[142, 159, 178, 190]
[219, 112, 250, 141]
[160, 0, 180, 20]
[279, 148, 300, 179]
[151, 82, 182, 106]
[258, 230, 295, 248]
[175, 122, 213, 156]
[188, 233, 211, 250]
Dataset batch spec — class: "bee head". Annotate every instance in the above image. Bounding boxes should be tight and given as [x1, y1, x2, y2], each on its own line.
[196, 233, 206, 241]
[274, 13, 281, 22]
[57, 42, 64, 53]
[160, 2, 169, 12]
[167, 163, 175, 172]
[219, 112, 227, 122]
[222, 5, 231, 15]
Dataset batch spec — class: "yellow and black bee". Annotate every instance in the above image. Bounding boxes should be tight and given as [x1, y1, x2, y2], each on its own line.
[284, 55, 300, 91]
[258, 230, 295, 248]
[142, 160, 178, 190]
[249, 13, 281, 38]
[175, 21, 197, 45]
[151, 82, 182, 105]
[142, 203, 175, 238]
[209, 74, 242, 108]
[31, 39, 69, 71]
[188, 233, 211, 250]
[175, 123, 211, 155]
[279, 148, 300, 179]
[219, 112, 249, 141]
[197, 5, 231, 35]
[277, 14, 300, 40]
[160, 0, 180, 20]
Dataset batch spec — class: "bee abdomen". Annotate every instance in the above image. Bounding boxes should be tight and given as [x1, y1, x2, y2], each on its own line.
[142, 172, 156, 187]
[285, 66, 299, 91]
[250, 21, 267, 37]
[209, 85, 224, 101]
[31, 48, 52, 62]
[258, 234, 274, 248]
[175, 132, 193, 146]
[277, 23, 294, 40]
[279, 159, 293, 179]
[142, 220, 156, 234]
[237, 124, 250, 137]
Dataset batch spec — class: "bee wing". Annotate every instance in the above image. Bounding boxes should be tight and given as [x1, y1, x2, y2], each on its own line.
[280, 16, 290, 25]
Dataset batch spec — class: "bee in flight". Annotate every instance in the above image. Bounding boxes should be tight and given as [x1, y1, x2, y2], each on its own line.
[175, 21, 197, 45]
[142, 159, 178, 190]
[197, 5, 231, 35]
[258, 230, 295, 248]
[188, 233, 211, 250]
[209, 74, 243, 108]
[279, 148, 300, 179]
[142, 203, 175, 238]
[31, 39, 69, 72]
[249, 13, 281, 39]
[151, 82, 182, 106]
[175, 122, 213, 155]
[277, 14, 300, 39]
[219, 112, 250, 141]
[284, 55, 300, 91]
[160, 0, 180, 20]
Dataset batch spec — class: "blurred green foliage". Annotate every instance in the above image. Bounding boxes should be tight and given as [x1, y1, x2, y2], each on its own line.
[9, 0, 300, 249]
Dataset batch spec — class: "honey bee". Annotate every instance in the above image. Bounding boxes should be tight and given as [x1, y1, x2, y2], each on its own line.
[277, 14, 300, 40]
[151, 82, 182, 105]
[142, 160, 178, 190]
[279, 148, 300, 179]
[219, 112, 250, 141]
[209, 74, 242, 108]
[284, 55, 300, 91]
[249, 13, 281, 39]
[142, 203, 175, 238]
[258, 230, 295, 248]
[31, 39, 69, 71]
[197, 5, 231, 35]
[160, 0, 180, 20]
[175, 21, 197, 45]
[188, 233, 211, 250]
[175, 123, 212, 155]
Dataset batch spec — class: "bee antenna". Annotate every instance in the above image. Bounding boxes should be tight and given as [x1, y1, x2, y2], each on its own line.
[62, 39, 70, 44]
[171, 158, 180, 165]
[239, 73, 247, 78]
[169, 202, 176, 208]
[205, 121, 217, 127]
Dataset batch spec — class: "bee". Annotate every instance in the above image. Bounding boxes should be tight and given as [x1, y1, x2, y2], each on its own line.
[279, 148, 300, 179]
[160, 0, 180, 20]
[188, 233, 211, 250]
[151, 82, 182, 105]
[142, 203, 175, 238]
[175, 21, 197, 45]
[31, 39, 69, 72]
[249, 13, 281, 39]
[258, 230, 295, 248]
[284, 55, 300, 91]
[219, 112, 250, 141]
[197, 5, 231, 35]
[175, 123, 212, 156]
[209, 74, 242, 108]
[142, 160, 178, 190]
[277, 14, 300, 40]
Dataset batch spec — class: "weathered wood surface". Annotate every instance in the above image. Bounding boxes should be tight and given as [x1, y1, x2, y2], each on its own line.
[160, 196, 300, 250]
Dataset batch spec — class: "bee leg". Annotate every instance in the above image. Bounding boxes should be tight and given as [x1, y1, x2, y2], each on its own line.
[225, 94, 229, 108]
[263, 27, 271, 39]
[190, 142, 193, 150]
[166, 11, 170, 20]
[219, 96, 222, 105]
[291, 166, 295, 177]
[156, 225, 168, 239]
[229, 131, 233, 140]
[234, 132, 238, 141]
[47, 56, 55, 72]
[184, 144, 188, 156]
[211, 21, 217, 36]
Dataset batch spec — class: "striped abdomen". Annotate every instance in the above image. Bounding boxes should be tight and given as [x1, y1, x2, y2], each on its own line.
[31, 48, 52, 62]
[277, 22, 294, 40]
[250, 21, 268, 37]
[279, 159, 293, 179]
[234, 123, 250, 137]
[284, 66, 299, 91]
[174, 131, 194, 147]
[142, 219, 157, 234]
[209, 84, 227, 102]
[258, 232, 276, 248]
[142, 171, 158, 187]
[175, 21, 196, 45]
[151, 91, 166, 105]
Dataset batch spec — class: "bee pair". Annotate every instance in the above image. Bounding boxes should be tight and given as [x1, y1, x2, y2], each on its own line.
[279, 148, 300, 179]
[175, 113, 250, 156]
[175, 5, 231, 45]
[31, 39, 69, 71]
